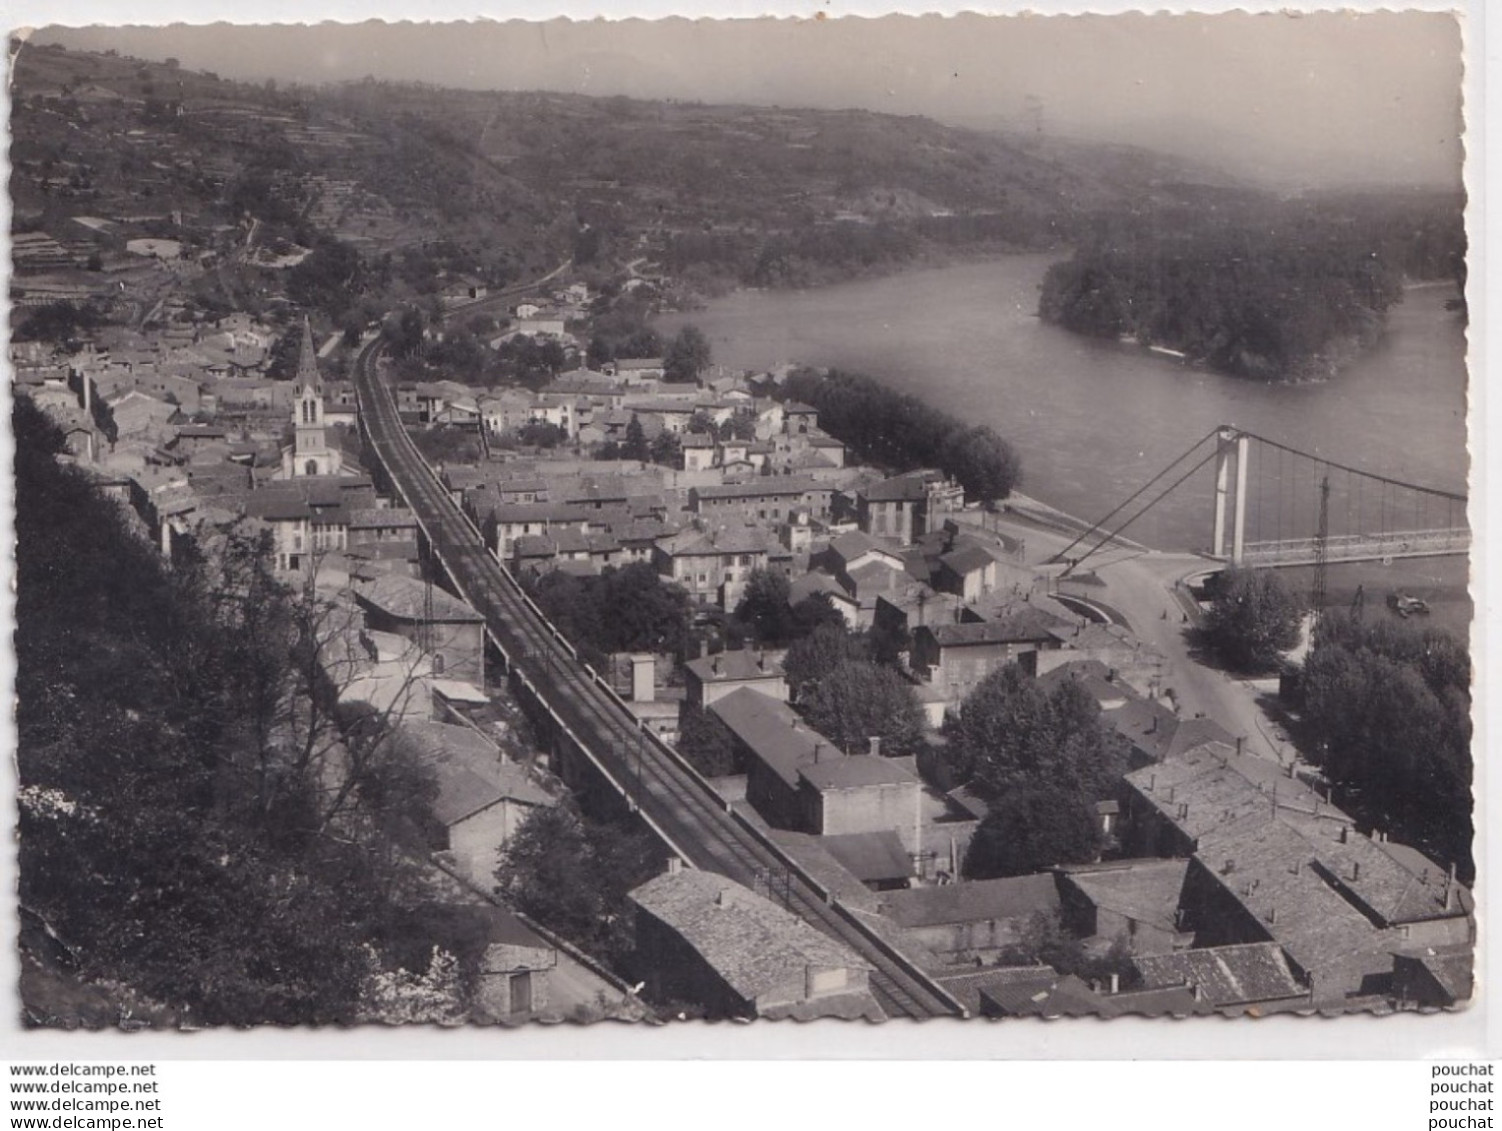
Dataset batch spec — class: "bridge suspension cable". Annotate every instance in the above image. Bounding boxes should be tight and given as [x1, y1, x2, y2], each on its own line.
[1052, 426, 1221, 568]
[1060, 444, 1221, 578]
[1237, 430, 1467, 504]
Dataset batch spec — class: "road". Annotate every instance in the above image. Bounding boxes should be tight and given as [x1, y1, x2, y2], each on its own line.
[995, 498, 1295, 764]
[351, 334, 964, 1020]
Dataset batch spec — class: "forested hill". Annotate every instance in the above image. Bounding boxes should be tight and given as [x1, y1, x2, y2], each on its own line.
[1037, 191, 1465, 383]
[321, 82, 1249, 292]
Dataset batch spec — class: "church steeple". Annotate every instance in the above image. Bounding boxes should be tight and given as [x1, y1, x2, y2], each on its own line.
[285, 318, 341, 478]
[293, 317, 322, 398]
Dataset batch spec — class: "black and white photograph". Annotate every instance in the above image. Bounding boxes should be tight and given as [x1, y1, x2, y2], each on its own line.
[7, 7, 1476, 1033]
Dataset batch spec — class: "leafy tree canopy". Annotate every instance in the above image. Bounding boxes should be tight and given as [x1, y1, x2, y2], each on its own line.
[1202, 567, 1303, 672]
[962, 784, 1102, 879]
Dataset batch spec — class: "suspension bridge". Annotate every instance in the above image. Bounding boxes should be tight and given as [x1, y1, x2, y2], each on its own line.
[1056, 425, 1469, 577]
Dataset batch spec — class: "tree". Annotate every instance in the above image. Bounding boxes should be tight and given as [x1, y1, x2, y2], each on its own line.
[799, 660, 928, 757]
[494, 805, 658, 965]
[530, 563, 690, 664]
[942, 424, 1022, 504]
[733, 568, 796, 646]
[664, 325, 712, 383]
[783, 623, 867, 699]
[383, 306, 426, 359]
[518, 421, 565, 448]
[649, 429, 680, 467]
[621, 414, 650, 462]
[790, 591, 847, 638]
[943, 665, 1127, 801]
[963, 784, 1102, 879]
[676, 704, 738, 778]
[1202, 567, 1302, 672]
[15, 400, 449, 1025]
[1300, 614, 1472, 879]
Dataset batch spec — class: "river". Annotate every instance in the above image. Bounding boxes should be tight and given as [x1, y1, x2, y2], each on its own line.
[659, 253, 1472, 634]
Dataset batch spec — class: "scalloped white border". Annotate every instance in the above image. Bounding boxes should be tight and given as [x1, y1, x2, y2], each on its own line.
[0, 0, 1489, 1066]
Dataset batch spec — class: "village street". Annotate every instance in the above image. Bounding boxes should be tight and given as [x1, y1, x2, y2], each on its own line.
[985, 498, 1297, 765]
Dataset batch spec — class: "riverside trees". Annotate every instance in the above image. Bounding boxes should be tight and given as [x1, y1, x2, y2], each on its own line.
[782, 367, 1021, 504]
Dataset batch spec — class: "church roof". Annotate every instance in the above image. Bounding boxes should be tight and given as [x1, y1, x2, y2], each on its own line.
[294, 318, 322, 396]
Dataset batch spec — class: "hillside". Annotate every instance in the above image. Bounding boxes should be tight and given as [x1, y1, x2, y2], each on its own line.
[324, 80, 1251, 295]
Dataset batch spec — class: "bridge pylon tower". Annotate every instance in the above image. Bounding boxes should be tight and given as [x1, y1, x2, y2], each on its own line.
[1212, 427, 1250, 564]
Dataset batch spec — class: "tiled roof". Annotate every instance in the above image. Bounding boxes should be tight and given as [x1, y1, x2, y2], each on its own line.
[347, 507, 417, 530]
[862, 475, 928, 503]
[355, 573, 485, 623]
[829, 530, 902, 565]
[799, 754, 918, 791]
[1104, 700, 1236, 762]
[821, 832, 914, 884]
[879, 873, 1060, 929]
[710, 688, 834, 789]
[1394, 945, 1474, 1003]
[1133, 943, 1306, 1006]
[981, 973, 1121, 1018]
[693, 478, 825, 501]
[939, 545, 995, 576]
[686, 649, 784, 684]
[629, 869, 871, 1003]
[390, 720, 552, 825]
[656, 525, 777, 558]
[1058, 860, 1190, 935]
[926, 605, 1068, 647]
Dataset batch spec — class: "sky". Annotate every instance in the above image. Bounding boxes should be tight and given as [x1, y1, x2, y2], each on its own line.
[28, 9, 1466, 189]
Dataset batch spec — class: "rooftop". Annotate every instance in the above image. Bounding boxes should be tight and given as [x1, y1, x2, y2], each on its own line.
[878, 872, 1061, 929]
[924, 605, 1069, 647]
[799, 754, 919, 791]
[821, 831, 914, 884]
[709, 688, 835, 790]
[686, 649, 784, 684]
[628, 869, 872, 1004]
[1133, 943, 1307, 1007]
[1057, 859, 1191, 936]
[354, 574, 485, 624]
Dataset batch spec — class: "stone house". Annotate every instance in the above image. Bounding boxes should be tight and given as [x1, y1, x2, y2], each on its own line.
[627, 867, 878, 1020]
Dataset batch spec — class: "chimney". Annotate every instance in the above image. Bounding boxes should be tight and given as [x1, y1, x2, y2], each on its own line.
[757, 649, 767, 672]
[813, 741, 824, 764]
[869, 736, 882, 758]
[715, 888, 728, 907]
[1148, 773, 1156, 792]
[712, 655, 721, 676]
[1168, 786, 1176, 803]
[667, 856, 683, 875]
[1444, 862, 1456, 911]
[1269, 906, 1277, 925]
[1109, 972, 1120, 995]
[1351, 862, 1361, 882]
[1235, 736, 1244, 757]
[1339, 825, 1348, 844]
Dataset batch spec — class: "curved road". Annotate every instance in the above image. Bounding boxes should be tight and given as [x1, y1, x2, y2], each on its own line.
[352, 335, 963, 1021]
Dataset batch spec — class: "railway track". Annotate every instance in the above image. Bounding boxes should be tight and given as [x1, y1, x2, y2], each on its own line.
[352, 336, 963, 1020]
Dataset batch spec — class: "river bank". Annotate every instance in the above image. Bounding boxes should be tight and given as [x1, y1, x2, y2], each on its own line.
[658, 253, 1468, 557]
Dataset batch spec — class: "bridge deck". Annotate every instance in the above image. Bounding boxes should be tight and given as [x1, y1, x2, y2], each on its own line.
[1231, 529, 1470, 567]
[353, 338, 964, 1021]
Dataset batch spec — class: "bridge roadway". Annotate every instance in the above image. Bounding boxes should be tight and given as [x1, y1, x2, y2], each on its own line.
[352, 337, 964, 1021]
[1235, 528, 1471, 568]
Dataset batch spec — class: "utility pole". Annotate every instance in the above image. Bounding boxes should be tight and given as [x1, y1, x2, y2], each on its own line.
[1311, 475, 1330, 625]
